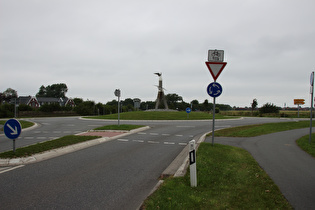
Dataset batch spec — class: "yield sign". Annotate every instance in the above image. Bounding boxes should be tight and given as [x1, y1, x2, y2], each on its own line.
[205, 61, 227, 81]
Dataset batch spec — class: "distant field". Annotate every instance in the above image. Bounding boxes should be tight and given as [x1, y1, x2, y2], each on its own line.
[221, 110, 312, 118]
[86, 111, 237, 120]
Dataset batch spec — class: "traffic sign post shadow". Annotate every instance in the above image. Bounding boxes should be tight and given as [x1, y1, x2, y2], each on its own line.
[4, 119, 22, 153]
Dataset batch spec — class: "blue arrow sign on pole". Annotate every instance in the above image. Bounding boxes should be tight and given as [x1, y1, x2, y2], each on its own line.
[207, 82, 223, 98]
[186, 107, 192, 113]
[4, 119, 22, 140]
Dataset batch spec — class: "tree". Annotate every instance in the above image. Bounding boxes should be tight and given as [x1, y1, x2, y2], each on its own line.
[251, 99, 258, 116]
[2, 88, 18, 103]
[36, 83, 68, 98]
[191, 100, 199, 111]
[166, 93, 183, 109]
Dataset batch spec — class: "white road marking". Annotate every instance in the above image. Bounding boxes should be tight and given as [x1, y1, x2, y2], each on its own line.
[24, 137, 34, 139]
[175, 135, 183, 137]
[150, 133, 159, 135]
[137, 132, 146, 135]
[0, 165, 24, 174]
[117, 139, 129, 142]
[176, 126, 195, 128]
[179, 143, 187, 146]
[162, 134, 170, 136]
[148, 141, 159, 144]
[164, 142, 175, 145]
[133, 140, 144, 143]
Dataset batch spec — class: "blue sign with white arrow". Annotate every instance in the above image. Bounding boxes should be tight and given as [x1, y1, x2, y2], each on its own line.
[186, 107, 191, 113]
[207, 82, 223, 98]
[4, 119, 22, 139]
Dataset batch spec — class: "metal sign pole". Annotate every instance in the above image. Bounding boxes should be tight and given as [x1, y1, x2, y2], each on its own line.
[118, 95, 120, 126]
[13, 139, 16, 153]
[310, 72, 314, 144]
[212, 97, 216, 146]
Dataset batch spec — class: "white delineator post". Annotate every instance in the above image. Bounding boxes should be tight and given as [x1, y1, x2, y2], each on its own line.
[189, 140, 197, 187]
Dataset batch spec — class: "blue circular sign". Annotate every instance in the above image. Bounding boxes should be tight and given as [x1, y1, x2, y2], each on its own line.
[186, 107, 191, 113]
[4, 119, 22, 139]
[207, 82, 223, 98]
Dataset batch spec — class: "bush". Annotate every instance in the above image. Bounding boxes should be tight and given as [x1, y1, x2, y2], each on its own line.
[259, 103, 280, 114]
[18, 104, 34, 111]
[0, 104, 14, 118]
[39, 104, 62, 112]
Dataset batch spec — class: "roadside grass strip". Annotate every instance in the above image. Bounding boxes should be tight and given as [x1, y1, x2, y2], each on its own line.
[93, 124, 144, 131]
[0, 120, 34, 132]
[214, 121, 312, 137]
[0, 135, 100, 159]
[142, 143, 292, 209]
[296, 133, 315, 158]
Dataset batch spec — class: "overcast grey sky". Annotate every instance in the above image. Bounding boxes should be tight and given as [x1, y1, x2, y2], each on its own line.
[1, 0, 315, 108]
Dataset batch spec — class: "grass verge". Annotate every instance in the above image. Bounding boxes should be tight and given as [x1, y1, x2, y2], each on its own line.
[93, 124, 144, 131]
[142, 143, 292, 209]
[0, 120, 34, 132]
[86, 111, 234, 120]
[0, 135, 100, 159]
[215, 120, 312, 137]
[296, 133, 315, 158]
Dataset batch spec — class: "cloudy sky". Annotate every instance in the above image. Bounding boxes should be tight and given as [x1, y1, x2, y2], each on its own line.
[1, 0, 315, 108]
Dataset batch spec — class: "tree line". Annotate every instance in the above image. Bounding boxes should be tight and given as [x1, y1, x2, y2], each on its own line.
[0, 84, 233, 117]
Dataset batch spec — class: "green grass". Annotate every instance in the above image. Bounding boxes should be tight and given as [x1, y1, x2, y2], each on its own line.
[143, 143, 292, 209]
[93, 124, 144, 131]
[0, 135, 100, 159]
[86, 111, 234, 120]
[0, 120, 34, 132]
[215, 120, 312, 137]
[296, 133, 315, 158]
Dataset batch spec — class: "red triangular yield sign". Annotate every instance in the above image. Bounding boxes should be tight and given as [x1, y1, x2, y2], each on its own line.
[205, 61, 227, 81]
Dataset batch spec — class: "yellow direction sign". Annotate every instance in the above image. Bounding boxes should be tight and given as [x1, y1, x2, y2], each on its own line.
[294, 99, 305, 105]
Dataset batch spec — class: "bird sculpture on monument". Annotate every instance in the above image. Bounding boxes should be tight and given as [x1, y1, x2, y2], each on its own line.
[154, 72, 168, 110]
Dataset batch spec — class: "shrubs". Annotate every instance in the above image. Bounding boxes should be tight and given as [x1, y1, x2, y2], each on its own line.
[259, 103, 280, 114]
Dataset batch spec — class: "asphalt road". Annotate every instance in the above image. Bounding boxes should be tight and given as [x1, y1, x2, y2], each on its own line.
[0, 116, 302, 209]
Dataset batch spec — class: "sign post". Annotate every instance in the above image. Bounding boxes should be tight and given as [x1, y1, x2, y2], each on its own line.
[114, 89, 121, 126]
[189, 140, 197, 187]
[4, 119, 22, 153]
[186, 107, 191, 119]
[294, 99, 305, 118]
[310, 72, 314, 144]
[205, 49, 227, 146]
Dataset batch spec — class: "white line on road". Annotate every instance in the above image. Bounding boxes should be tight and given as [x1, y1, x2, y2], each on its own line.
[117, 139, 129, 142]
[164, 142, 175, 145]
[137, 132, 146, 135]
[150, 133, 159, 135]
[133, 140, 144, 143]
[162, 134, 170, 136]
[0, 165, 24, 174]
[148, 141, 159, 144]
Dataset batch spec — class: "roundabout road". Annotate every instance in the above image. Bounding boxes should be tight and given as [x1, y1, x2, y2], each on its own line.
[0, 116, 302, 209]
